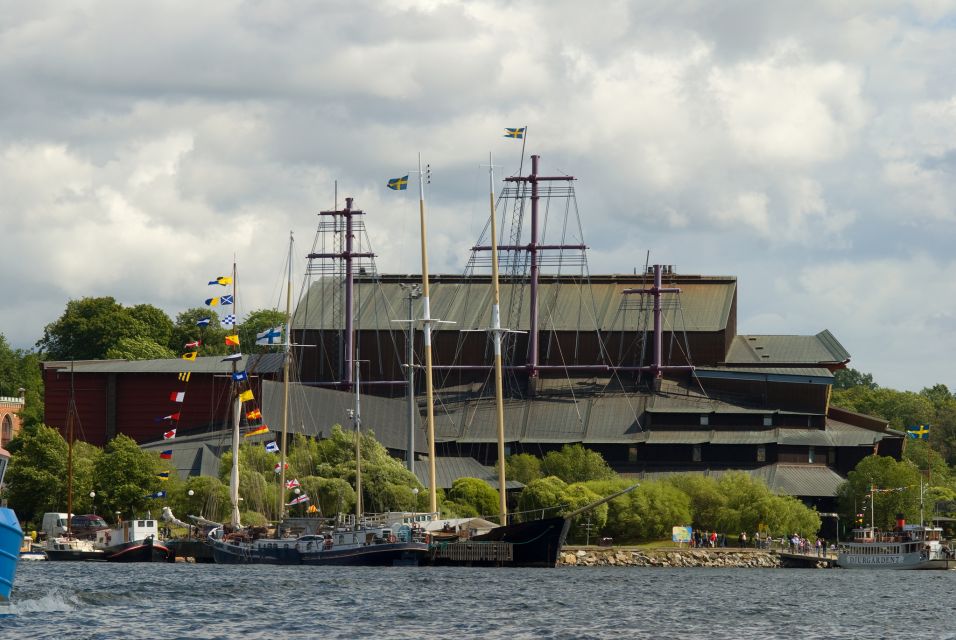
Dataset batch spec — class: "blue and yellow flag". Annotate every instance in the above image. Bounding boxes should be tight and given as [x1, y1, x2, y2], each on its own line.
[209, 276, 232, 286]
[907, 424, 930, 439]
[387, 175, 409, 190]
[504, 127, 525, 139]
[156, 471, 170, 481]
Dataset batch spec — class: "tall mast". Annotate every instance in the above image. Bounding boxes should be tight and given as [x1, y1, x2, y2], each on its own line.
[418, 153, 438, 516]
[278, 232, 293, 523]
[228, 261, 241, 528]
[66, 361, 75, 536]
[489, 152, 508, 520]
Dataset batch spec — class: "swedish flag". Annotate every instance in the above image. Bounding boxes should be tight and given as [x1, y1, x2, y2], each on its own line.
[387, 175, 409, 190]
[907, 424, 930, 439]
[504, 127, 525, 139]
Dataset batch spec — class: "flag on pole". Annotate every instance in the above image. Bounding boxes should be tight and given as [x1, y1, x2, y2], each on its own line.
[387, 175, 409, 190]
[264, 441, 280, 453]
[160, 450, 173, 460]
[169, 391, 185, 403]
[220, 295, 234, 306]
[245, 425, 270, 437]
[163, 428, 177, 440]
[222, 314, 236, 326]
[285, 479, 300, 489]
[205, 297, 221, 307]
[907, 424, 930, 439]
[274, 461, 289, 474]
[181, 352, 197, 361]
[196, 317, 211, 327]
[504, 127, 526, 139]
[209, 276, 233, 286]
[225, 334, 240, 346]
[232, 371, 248, 382]
[222, 353, 242, 362]
[178, 372, 191, 382]
[286, 494, 310, 506]
[184, 340, 201, 349]
[156, 471, 170, 481]
[156, 412, 181, 422]
[238, 390, 254, 402]
[255, 326, 283, 345]
[246, 408, 262, 420]
[145, 491, 167, 499]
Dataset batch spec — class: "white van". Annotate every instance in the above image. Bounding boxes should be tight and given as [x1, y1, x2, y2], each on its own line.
[41, 512, 69, 539]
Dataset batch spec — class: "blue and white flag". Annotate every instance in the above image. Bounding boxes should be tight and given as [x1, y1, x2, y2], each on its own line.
[256, 326, 283, 345]
[145, 491, 167, 499]
[264, 441, 280, 453]
[220, 295, 234, 306]
[232, 371, 248, 382]
[196, 317, 211, 327]
[222, 314, 236, 327]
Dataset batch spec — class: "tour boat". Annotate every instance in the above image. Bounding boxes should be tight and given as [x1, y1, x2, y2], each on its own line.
[837, 516, 953, 570]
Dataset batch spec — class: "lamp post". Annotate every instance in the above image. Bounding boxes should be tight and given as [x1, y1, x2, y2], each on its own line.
[89, 490, 96, 515]
[187, 489, 196, 537]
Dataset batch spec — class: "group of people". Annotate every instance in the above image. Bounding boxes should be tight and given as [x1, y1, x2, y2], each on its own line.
[690, 530, 723, 547]
[787, 534, 829, 556]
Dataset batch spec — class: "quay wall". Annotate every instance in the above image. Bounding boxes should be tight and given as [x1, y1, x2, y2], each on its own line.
[559, 547, 786, 568]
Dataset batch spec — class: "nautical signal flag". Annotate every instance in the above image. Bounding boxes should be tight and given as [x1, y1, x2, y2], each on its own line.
[220, 295, 233, 306]
[146, 491, 166, 499]
[238, 390, 254, 403]
[264, 441, 280, 453]
[178, 372, 191, 382]
[387, 175, 409, 190]
[285, 479, 300, 489]
[160, 450, 173, 460]
[163, 428, 177, 440]
[169, 391, 185, 403]
[156, 412, 181, 422]
[286, 494, 309, 506]
[209, 276, 233, 286]
[205, 297, 221, 306]
[274, 461, 289, 474]
[246, 408, 262, 420]
[222, 353, 242, 362]
[222, 314, 236, 326]
[225, 334, 240, 346]
[181, 352, 197, 361]
[197, 317, 211, 327]
[245, 425, 270, 438]
[232, 371, 248, 382]
[156, 471, 170, 481]
[907, 424, 930, 439]
[255, 326, 283, 346]
[184, 340, 201, 349]
[504, 127, 526, 139]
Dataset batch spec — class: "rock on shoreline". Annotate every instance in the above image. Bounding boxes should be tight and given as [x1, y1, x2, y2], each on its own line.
[559, 548, 781, 568]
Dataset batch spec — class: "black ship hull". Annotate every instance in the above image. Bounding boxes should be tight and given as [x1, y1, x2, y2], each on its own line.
[300, 542, 429, 566]
[209, 539, 301, 565]
[44, 548, 106, 561]
[104, 538, 170, 563]
[427, 516, 570, 568]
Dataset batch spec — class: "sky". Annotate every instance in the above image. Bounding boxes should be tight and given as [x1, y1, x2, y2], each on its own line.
[1, 0, 955, 392]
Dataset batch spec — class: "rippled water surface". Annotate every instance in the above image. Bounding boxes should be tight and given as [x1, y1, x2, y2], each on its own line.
[5, 561, 956, 639]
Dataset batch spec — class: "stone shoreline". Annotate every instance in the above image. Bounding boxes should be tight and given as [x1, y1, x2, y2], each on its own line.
[560, 547, 783, 568]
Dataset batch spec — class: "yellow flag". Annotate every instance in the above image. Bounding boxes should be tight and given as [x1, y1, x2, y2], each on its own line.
[181, 352, 197, 361]
[239, 390, 254, 402]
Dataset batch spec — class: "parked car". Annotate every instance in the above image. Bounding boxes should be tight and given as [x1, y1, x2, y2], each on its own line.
[70, 514, 109, 537]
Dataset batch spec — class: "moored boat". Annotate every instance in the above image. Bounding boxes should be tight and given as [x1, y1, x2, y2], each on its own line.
[95, 517, 170, 562]
[837, 517, 953, 570]
[0, 447, 22, 607]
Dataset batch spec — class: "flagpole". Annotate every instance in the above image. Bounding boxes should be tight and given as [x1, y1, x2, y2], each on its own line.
[489, 151, 508, 521]
[418, 152, 438, 517]
[278, 232, 293, 526]
[229, 260, 242, 529]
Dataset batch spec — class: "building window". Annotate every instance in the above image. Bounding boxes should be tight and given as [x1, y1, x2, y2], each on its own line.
[757, 445, 766, 462]
[628, 446, 638, 463]
[763, 415, 772, 427]
[692, 445, 702, 462]
[808, 446, 815, 464]
[1, 415, 11, 446]
[699, 415, 709, 426]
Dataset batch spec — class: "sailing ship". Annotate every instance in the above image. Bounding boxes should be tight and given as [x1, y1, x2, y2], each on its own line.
[207, 235, 430, 566]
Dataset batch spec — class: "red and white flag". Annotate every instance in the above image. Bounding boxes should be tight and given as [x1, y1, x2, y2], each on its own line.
[184, 340, 201, 349]
[169, 391, 185, 403]
[163, 428, 177, 440]
[274, 462, 289, 474]
[285, 494, 310, 506]
[285, 479, 300, 489]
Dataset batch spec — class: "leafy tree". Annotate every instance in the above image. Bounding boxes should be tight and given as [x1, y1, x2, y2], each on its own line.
[560, 482, 607, 544]
[833, 368, 878, 390]
[127, 304, 174, 348]
[170, 475, 231, 523]
[170, 307, 227, 356]
[0, 334, 21, 395]
[903, 440, 950, 483]
[5, 424, 68, 525]
[93, 434, 163, 519]
[540, 444, 615, 484]
[105, 337, 176, 360]
[0, 335, 44, 429]
[666, 474, 727, 531]
[446, 477, 500, 518]
[516, 476, 567, 521]
[308, 476, 356, 516]
[837, 455, 922, 530]
[504, 453, 543, 485]
[37, 297, 142, 360]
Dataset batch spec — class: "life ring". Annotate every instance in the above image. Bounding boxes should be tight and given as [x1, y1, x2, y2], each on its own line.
[388, 534, 397, 543]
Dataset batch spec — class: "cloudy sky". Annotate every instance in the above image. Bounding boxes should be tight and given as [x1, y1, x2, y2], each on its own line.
[1, 1, 954, 391]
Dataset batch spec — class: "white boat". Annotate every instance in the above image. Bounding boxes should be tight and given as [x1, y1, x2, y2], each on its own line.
[837, 520, 953, 570]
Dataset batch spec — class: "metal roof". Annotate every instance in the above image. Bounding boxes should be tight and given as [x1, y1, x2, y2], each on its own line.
[293, 274, 737, 333]
[414, 456, 524, 491]
[141, 430, 230, 479]
[723, 331, 850, 365]
[624, 463, 846, 497]
[43, 353, 285, 375]
[695, 367, 834, 385]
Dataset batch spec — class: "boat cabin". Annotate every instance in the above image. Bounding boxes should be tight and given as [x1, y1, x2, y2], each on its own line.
[96, 518, 160, 547]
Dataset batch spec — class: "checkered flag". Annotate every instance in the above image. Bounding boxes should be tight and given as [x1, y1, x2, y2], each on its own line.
[221, 314, 236, 327]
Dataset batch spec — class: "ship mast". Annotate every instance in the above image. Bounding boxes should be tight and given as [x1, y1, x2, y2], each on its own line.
[488, 152, 509, 520]
[228, 261, 241, 529]
[353, 359, 363, 524]
[66, 361, 76, 537]
[418, 153, 439, 516]
[278, 232, 293, 523]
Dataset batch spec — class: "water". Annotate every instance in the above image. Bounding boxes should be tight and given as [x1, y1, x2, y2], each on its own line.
[4, 561, 956, 639]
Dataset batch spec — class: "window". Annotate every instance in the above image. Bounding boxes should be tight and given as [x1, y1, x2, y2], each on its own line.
[692, 445, 701, 462]
[1, 415, 12, 446]
[757, 445, 766, 463]
[699, 415, 709, 426]
[628, 446, 638, 463]
[808, 446, 815, 464]
[763, 415, 773, 427]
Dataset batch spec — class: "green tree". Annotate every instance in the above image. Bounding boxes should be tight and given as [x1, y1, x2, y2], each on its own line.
[516, 476, 567, 521]
[170, 307, 227, 356]
[541, 444, 615, 484]
[93, 434, 163, 519]
[666, 474, 727, 531]
[37, 297, 142, 360]
[105, 337, 176, 360]
[5, 424, 68, 525]
[560, 482, 607, 544]
[837, 456, 922, 530]
[127, 304, 174, 348]
[833, 368, 878, 390]
[446, 477, 500, 518]
[504, 453, 543, 485]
